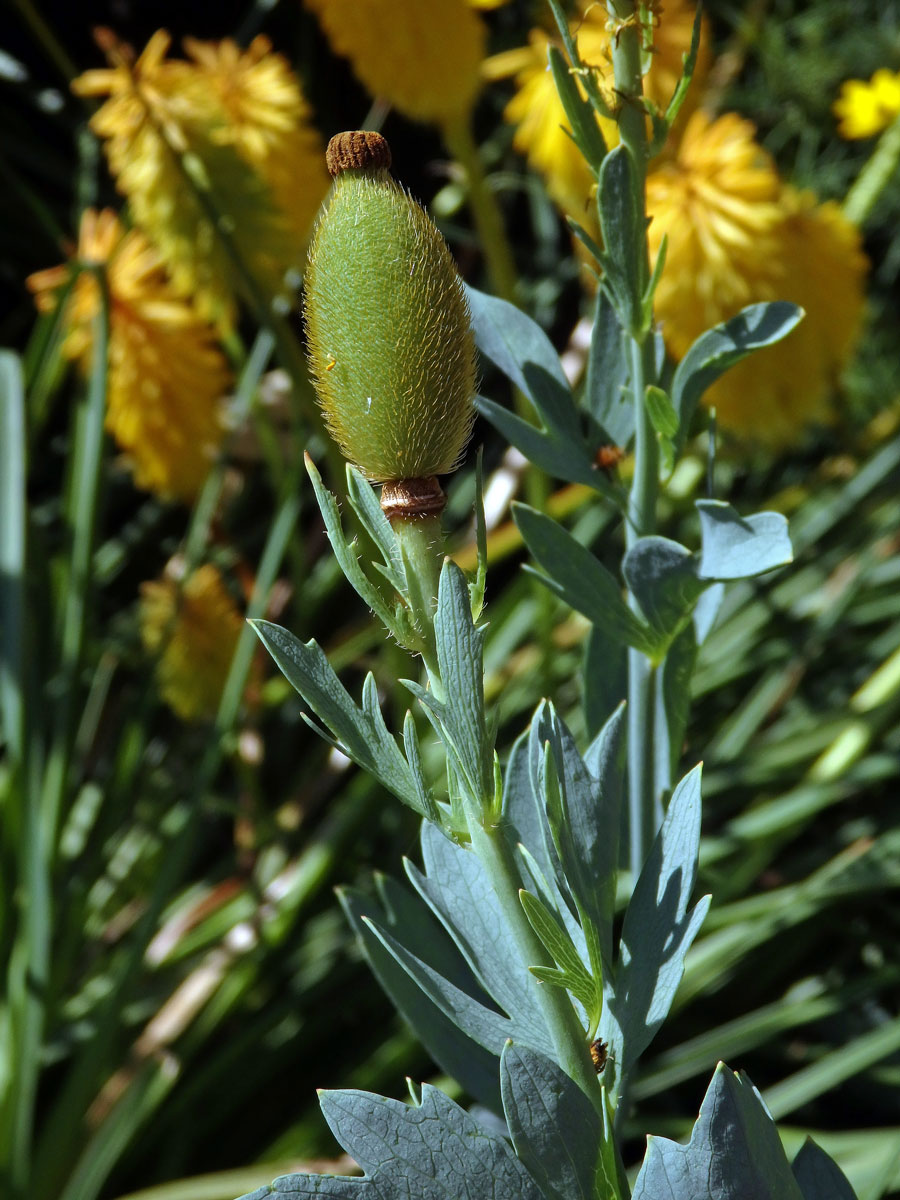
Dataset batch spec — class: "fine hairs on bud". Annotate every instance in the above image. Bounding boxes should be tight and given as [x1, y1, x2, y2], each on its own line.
[304, 131, 476, 487]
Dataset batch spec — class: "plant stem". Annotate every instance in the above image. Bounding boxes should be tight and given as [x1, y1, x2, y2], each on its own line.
[843, 111, 900, 227]
[625, 338, 660, 878]
[607, 0, 661, 880]
[391, 513, 445, 688]
[441, 114, 518, 306]
[466, 811, 607, 1110]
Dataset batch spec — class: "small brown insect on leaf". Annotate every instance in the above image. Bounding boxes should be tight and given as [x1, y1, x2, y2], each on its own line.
[590, 1038, 609, 1074]
[595, 443, 625, 471]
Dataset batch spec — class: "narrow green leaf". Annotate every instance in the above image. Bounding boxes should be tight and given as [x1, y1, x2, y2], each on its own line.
[363, 918, 519, 1056]
[475, 395, 616, 500]
[408, 822, 553, 1042]
[344, 464, 404, 590]
[252, 621, 433, 820]
[465, 283, 570, 402]
[645, 385, 679, 439]
[534, 704, 618, 972]
[547, 45, 607, 170]
[338, 883, 502, 1112]
[616, 765, 711, 1068]
[305, 456, 397, 631]
[584, 290, 633, 449]
[520, 890, 599, 1018]
[0, 351, 26, 766]
[404, 562, 493, 806]
[597, 147, 643, 332]
[514, 503, 657, 655]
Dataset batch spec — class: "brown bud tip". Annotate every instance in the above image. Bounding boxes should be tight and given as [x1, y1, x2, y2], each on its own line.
[326, 131, 392, 177]
[380, 477, 446, 521]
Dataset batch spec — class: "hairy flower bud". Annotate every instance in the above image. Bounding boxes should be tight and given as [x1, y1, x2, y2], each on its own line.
[304, 131, 476, 489]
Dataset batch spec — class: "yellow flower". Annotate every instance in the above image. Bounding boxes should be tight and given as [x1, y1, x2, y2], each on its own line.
[834, 68, 900, 139]
[27, 208, 230, 501]
[646, 111, 785, 358]
[494, 0, 710, 221]
[646, 113, 868, 443]
[302, 0, 486, 123]
[179, 35, 330, 247]
[140, 562, 243, 721]
[73, 30, 328, 327]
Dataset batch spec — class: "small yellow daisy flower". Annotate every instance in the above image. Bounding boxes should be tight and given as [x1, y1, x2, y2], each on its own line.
[646, 113, 867, 443]
[27, 208, 230, 502]
[73, 30, 328, 327]
[494, 0, 710, 222]
[140, 562, 243, 721]
[302, 0, 486, 122]
[834, 68, 900, 139]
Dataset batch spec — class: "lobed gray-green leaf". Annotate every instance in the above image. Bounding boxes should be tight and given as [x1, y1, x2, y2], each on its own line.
[631, 1065, 810, 1200]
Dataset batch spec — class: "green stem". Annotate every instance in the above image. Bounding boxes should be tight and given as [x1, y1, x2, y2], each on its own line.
[391, 513, 445, 688]
[441, 114, 518, 306]
[625, 338, 659, 878]
[466, 811, 607, 1111]
[843, 111, 900, 227]
[607, 1, 661, 880]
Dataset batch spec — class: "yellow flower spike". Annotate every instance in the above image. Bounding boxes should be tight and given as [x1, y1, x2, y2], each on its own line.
[73, 29, 327, 328]
[646, 113, 868, 444]
[302, 0, 486, 123]
[180, 35, 330, 247]
[27, 208, 230, 502]
[497, 0, 710, 223]
[834, 68, 900, 139]
[140, 562, 243, 721]
[646, 111, 786, 358]
[304, 132, 476, 511]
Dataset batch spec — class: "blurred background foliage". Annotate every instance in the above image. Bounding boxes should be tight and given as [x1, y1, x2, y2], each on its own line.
[2, 1, 900, 1198]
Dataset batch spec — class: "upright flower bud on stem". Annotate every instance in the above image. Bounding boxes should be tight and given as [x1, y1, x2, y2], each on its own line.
[304, 130, 476, 646]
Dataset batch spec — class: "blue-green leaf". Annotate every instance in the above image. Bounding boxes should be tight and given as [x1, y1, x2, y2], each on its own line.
[597, 147, 643, 332]
[632, 1065, 806, 1200]
[405, 562, 493, 806]
[364, 916, 520, 1056]
[252, 622, 435, 820]
[583, 623, 628, 736]
[670, 302, 804, 442]
[533, 704, 618, 972]
[514, 503, 656, 655]
[584, 291, 633, 449]
[407, 822, 553, 1044]
[519, 889, 599, 1019]
[344, 463, 404, 591]
[242, 1084, 542, 1200]
[696, 501, 793, 580]
[475, 394, 609, 494]
[467, 285, 619, 500]
[615, 765, 711, 1068]
[501, 1042, 608, 1200]
[305, 457, 397, 631]
[622, 536, 707, 649]
[792, 1139, 858, 1200]
[547, 45, 607, 171]
[338, 880, 501, 1112]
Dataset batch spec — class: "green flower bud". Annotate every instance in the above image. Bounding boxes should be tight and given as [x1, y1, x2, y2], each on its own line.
[304, 131, 476, 502]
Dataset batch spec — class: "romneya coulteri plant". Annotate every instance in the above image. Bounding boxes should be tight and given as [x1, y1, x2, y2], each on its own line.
[241, 3, 858, 1198]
